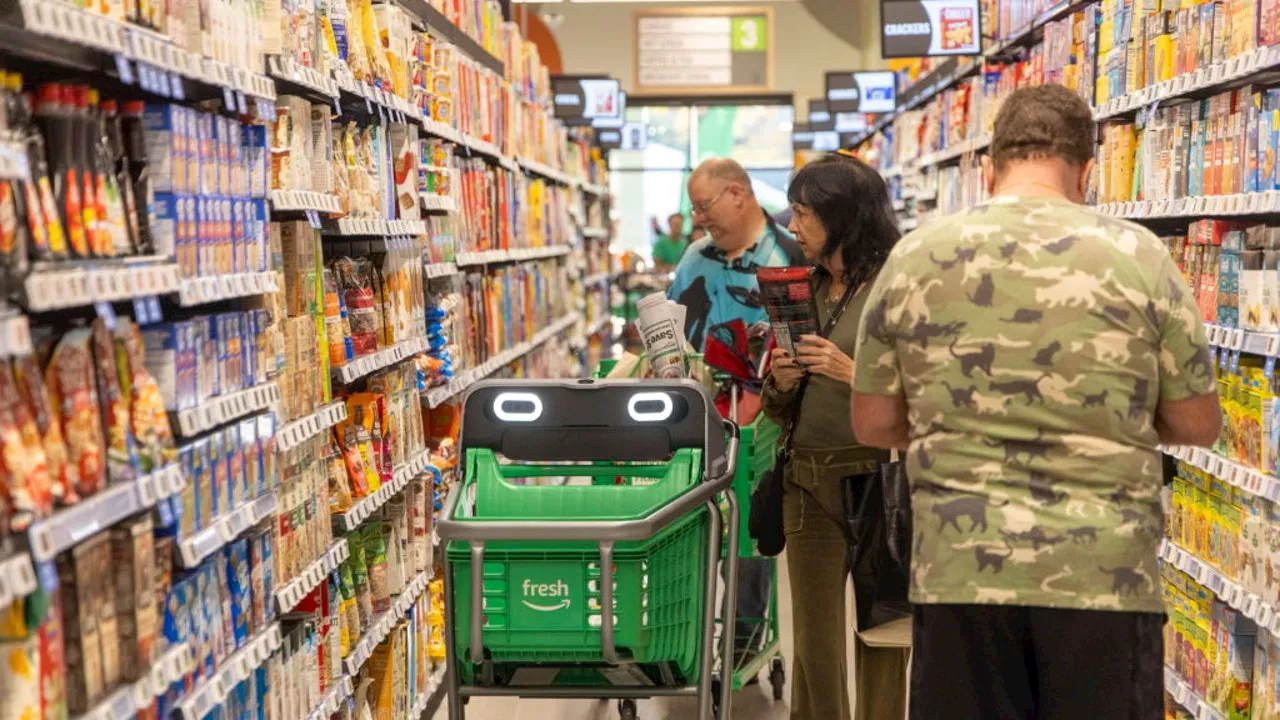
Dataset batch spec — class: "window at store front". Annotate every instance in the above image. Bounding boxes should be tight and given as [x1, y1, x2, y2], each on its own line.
[608, 101, 795, 260]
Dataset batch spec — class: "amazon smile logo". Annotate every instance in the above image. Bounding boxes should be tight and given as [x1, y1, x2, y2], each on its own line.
[521, 578, 572, 612]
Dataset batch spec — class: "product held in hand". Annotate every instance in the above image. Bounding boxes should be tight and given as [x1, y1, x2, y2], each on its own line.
[757, 267, 819, 355]
[636, 292, 688, 379]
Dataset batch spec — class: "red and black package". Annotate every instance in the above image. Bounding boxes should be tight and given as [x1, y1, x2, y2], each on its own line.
[757, 266, 819, 355]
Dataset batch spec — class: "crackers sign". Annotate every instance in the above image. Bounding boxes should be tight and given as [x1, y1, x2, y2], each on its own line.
[634, 7, 774, 94]
[881, 0, 981, 58]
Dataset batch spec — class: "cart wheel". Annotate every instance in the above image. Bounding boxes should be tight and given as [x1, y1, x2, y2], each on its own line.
[618, 699, 637, 720]
[770, 657, 786, 701]
[711, 679, 723, 718]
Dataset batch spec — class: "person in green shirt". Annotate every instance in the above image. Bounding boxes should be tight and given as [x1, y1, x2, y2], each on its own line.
[650, 212, 689, 270]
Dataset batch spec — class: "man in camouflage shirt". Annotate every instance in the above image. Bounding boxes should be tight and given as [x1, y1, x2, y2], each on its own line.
[851, 85, 1222, 718]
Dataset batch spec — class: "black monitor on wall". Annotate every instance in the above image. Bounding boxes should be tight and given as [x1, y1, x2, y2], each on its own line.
[880, 0, 982, 58]
[808, 99, 835, 132]
[825, 71, 897, 114]
[592, 91, 628, 129]
[553, 75, 622, 126]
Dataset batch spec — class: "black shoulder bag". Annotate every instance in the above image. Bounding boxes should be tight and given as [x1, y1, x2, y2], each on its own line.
[748, 283, 858, 556]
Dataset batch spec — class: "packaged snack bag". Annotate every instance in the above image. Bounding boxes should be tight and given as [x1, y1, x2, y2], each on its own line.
[0, 359, 54, 530]
[13, 355, 73, 505]
[115, 319, 176, 472]
[91, 318, 138, 484]
[45, 329, 106, 499]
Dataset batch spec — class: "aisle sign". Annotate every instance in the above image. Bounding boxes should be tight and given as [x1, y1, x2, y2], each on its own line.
[825, 71, 897, 114]
[881, 0, 982, 58]
[552, 76, 622, 125]
[835, 112, 867, 133]
[634, 7, 774, 94]
[808, 100, 835, 132]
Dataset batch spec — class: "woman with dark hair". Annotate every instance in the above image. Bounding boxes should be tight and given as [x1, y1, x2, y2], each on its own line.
[760, 152, 908, 720]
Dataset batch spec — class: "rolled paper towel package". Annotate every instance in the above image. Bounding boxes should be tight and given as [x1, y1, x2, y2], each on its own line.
[757, 266, 818, 355]
[636, 291, 688, 379]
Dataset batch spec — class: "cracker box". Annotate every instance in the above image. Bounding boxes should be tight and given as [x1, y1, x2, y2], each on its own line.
[111, 516, 158, 682]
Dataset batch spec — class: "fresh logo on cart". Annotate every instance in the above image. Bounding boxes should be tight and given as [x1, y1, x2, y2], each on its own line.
[521, 579, 572, 612]
[512, 568, 583, 628]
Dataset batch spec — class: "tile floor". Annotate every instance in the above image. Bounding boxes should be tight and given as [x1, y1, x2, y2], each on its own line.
[432, 556, 859, 720]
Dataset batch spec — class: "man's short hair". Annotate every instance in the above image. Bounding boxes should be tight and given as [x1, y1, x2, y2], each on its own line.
[990, 85, 1096, 171]
[691, 158, 753, 191]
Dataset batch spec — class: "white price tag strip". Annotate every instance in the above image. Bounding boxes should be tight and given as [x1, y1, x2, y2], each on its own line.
[176, 382, 280, 437]
[342, 569, 432, 678]
[275, 538, 348, 614]
[276, 402, 347, 452]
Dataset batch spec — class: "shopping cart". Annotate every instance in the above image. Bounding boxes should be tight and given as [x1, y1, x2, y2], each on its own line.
[594, 358, 788, 705]
[436, 379, 741, 720]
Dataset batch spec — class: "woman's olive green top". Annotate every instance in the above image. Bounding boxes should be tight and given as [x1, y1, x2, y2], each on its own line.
[760, 272, 883, 476]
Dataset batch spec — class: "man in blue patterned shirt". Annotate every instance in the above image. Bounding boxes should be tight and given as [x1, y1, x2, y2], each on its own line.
[670, 157, 805, 665]
[669, 158, 805, 350]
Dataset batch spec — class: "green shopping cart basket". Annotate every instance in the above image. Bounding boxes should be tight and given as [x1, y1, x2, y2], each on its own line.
[593, 358, 787, 702]
[436, 379, 741, 720]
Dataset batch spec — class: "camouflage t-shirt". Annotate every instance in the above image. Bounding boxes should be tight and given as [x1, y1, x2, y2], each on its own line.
[853, 195, 1215, 613]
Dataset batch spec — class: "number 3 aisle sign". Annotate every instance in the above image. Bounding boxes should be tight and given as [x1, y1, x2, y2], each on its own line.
[634, 6, 774, 94]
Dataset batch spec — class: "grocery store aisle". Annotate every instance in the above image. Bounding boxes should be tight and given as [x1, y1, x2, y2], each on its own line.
[433, 556, 836, 720]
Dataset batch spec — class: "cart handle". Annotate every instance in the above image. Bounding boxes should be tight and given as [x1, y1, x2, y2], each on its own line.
[437, 417, 739, 543]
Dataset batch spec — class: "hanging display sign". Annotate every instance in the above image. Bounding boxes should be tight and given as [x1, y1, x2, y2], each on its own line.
[552, 76, 622, 125]
[835, 112, 867, 133]
[880, 0, 981, 58]
[808, 100, 835, 132]
[633, 6, 774, 94]
[793, 122, 837, 152]
[825, 70, 897, 114]
[592, 91, 629, 129]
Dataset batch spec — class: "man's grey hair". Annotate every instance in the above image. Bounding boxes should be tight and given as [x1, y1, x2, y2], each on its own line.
[691, 157, 754, 194]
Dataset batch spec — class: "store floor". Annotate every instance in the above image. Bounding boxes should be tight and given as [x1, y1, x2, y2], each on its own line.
[432, 555, 859, 720]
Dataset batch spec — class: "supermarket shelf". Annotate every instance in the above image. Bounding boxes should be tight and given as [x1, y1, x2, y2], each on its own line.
[396, 0, 504, 75]
[344, 569, 432, 678]
[27, 463, 185, 564]
[421, 194, 457, 213]
[333, 74, 421, 126]
[456, 133, 518, 171]
[271, 189, 342, 214]
[178, 492, 278, 569]
[581, 271, 613, 287]
[334, 336, 429, 385]
[276, 538, 350, 614]
[1202, 324, 1278, 355]
[71, 642, 194, 720]
[1164, 665, 1226, 720]
[581, 182, 610, 197]
[277, 402, 348, 452]
[909, 133, 991, 170]
[1164, 444, 1280, 503]
[305, 674, 355, 720]
[175, 623, 282, 720]
[1094, 191, 1280, 221]
[1160, 537, 1280, 637]
[322, 217, 427, 237]
[892, 200, 906, 212]
[0, 313, 32, 358]
[571, 314, 613, 349]
[422, 118, 461, 144]
[0, 553, 37, 613]
[422, 311, 581, 408]
[22, 259, 181, 313]
[517, 157, 575, 186]
[178, 272, 280, 307]
[333, 449, 435, 532]
[454, 245, 572, 266]
[424, 262, 459, 280]
[985, 0, 1093, 58]
[265, 54, 339, 100]
[411, 666, 448, 719]
[1096, 45, 1280, 121]
[175, 382, 280, 437]
[582, 227, 610, 240]
[4, 0, 276, 104]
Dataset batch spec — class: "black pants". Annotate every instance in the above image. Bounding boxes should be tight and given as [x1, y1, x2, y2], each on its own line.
[910, 604, 1165, 720]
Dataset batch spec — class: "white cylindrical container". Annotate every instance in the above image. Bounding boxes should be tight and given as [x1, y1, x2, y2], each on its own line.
[636, 292, 686, 379]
